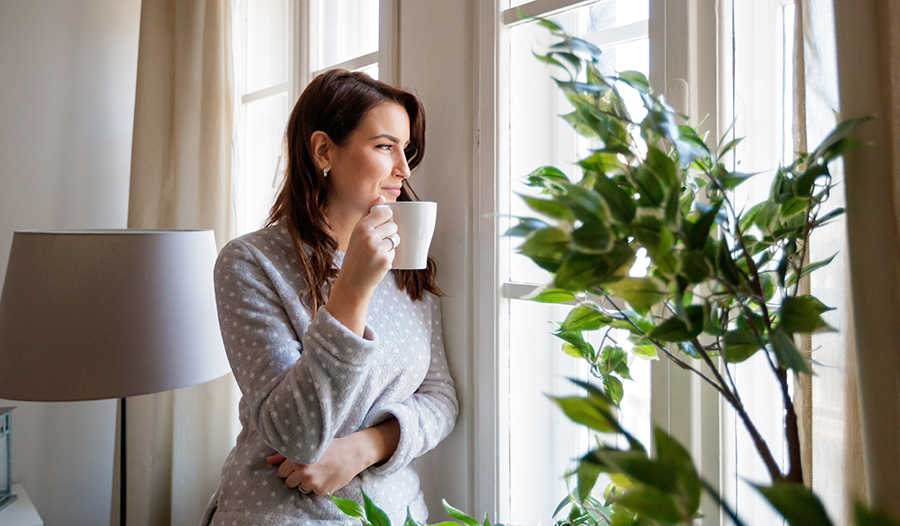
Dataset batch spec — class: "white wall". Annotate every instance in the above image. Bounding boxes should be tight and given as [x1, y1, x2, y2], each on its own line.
[0, 0, 141, 524]
[398, 0, 476, 521]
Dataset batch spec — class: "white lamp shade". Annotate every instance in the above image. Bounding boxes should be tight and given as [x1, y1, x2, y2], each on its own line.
[0, 230, 231, 401]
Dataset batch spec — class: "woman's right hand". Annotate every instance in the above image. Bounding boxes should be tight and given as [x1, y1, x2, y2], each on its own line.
[325, 196, 398, 336]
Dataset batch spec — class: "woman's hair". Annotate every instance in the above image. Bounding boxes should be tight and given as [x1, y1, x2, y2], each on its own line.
[267, 69, 441, 313]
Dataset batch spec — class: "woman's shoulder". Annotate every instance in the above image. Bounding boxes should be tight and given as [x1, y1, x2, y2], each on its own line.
[219, 224, 294, 260]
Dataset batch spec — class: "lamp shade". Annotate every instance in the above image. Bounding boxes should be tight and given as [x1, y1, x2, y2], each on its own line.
[0, 230, 231, 401]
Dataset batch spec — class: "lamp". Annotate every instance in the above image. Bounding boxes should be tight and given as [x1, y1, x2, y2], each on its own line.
[0, 230, 231, 525]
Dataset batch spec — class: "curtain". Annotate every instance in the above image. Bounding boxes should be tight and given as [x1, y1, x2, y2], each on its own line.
[831, 0, 900, 519]
[118, 0, 240, 524]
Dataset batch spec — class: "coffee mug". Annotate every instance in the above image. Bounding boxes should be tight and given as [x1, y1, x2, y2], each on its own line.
[380, 201, 437, 270]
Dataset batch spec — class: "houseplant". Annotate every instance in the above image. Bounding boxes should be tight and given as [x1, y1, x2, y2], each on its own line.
[333, 19, 897, 526]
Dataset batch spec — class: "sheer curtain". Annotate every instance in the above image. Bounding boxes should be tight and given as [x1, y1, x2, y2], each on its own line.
[796, 0, 900, 521]
[120, 0, 240, 524]
[832, 0, 900, 518]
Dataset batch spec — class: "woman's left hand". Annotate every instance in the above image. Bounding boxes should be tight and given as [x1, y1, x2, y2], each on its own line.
[266, 435, 367, 495]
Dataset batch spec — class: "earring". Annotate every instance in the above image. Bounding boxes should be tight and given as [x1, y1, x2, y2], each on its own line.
[322, 168, 329, 178]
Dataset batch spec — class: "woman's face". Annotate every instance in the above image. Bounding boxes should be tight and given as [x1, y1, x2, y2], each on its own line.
[326, 102, 411, 217]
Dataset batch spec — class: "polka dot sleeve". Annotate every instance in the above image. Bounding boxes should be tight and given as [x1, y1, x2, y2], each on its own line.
[366, 294, 459, 475]
[214, 239, 382, 464]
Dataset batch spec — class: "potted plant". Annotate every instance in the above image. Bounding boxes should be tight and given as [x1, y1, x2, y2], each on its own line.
[333, 20, 897, 526]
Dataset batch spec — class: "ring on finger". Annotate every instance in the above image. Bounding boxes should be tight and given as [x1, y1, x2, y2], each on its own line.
[298, 483, 311, 495]
[386, 233, 400, 251]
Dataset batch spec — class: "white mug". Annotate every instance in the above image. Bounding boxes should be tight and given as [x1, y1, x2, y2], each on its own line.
[382, 201, 437, 270]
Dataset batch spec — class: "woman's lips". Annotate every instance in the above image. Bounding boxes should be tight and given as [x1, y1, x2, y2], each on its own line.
[383, 187, 402, 197]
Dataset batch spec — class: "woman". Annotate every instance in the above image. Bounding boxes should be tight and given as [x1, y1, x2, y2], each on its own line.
[201, 70, 458, 525]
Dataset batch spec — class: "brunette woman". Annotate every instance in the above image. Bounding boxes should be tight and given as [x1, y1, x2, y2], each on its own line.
[201, 69, 458, 525]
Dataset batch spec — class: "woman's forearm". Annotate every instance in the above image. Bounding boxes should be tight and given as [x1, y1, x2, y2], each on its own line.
[354, 417, 401, 468]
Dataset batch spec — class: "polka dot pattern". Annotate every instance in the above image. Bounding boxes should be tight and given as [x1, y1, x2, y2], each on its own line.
[201, 224, 458, 525]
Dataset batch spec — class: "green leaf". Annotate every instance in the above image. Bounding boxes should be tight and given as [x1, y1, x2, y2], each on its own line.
[550, 395, 616, 433]
[603, 375, 625, 406]
[562, 302, 613, 331]
[715, 239, 743, 287]
[559, 183, 612, 223]
[593, 174, 636, 223]
[577, 460, 603, 501]
[331, 495, 366, 521]
[771, 328, 812, 374]
[780, 196, 809, 218]
[525, 165, 570, 187]
[504, 216, 549, 238]
[616, 70, 650, 93]
[855, 500, 900, 526]
[717, 136, 743, 159]
[723, 325, 762, 363]
[521, 286, 576, 303]
[606, 276, 665, 311]
[443, 500, 480, 526]
[810, 116, 872, 162]
[561, 341, 585, 359]
[792, 163, 829, 198]
[654, 428, 701, 515]
[614, 486, 684, 523]
[632, 343, 658, 359]
[755, 481, 834, 526]
[555, 330, 595, 361]
[644, 305, 704, 342]
[404, 507, 424, 526]
[678, 249, 712, 283]
[520, 194, 576, 221]
[739, 202, 766, 233]
[686, 201, 722, 250]
[780, 295, 835, 334]
[572, 219, 614, 253]
[786, 253, 837, 287]
[520, 227, 570, 271]
[599, 346, 630, 378]
[555, 245, 635, 291]
[362, 489, 393, 526]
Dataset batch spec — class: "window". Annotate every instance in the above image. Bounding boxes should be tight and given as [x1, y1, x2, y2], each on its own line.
[499, 2, 653, 524]
[481, 1, 808, 524]
[233, 0, 397, 236]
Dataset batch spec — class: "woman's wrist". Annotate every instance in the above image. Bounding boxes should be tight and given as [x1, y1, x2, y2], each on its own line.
[355, 418, 401, 468]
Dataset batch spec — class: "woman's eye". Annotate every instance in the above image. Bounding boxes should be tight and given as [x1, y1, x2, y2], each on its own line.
[378, 144, 392, 151]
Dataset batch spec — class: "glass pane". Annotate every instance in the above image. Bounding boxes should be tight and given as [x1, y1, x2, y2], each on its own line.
[509, 0, 648, 23]
[507, 1, 649, 284]
[246, 0, 289, 94]
[242, 93, 289, 233]
[508, 299, 651, 525]
[357, 62, 379, 80]
[317, 0, 379, 70]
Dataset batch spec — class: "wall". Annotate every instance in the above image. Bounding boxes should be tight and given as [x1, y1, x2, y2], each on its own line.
[0, 0, 141, 524]
[398, 0, 476, 521]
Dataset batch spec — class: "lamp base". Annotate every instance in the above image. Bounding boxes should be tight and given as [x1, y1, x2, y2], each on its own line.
[0, 493, 18, 513]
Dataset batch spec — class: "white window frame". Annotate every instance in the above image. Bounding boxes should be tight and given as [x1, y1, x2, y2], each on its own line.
[474, 0, 723, 522]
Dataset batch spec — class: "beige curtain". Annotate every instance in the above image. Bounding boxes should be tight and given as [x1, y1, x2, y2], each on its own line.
[117, 0, 240, 524]
[831, 0, 900, 519]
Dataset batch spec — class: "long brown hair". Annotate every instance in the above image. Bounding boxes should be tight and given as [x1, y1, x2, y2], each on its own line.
[267, 69, 441, 313]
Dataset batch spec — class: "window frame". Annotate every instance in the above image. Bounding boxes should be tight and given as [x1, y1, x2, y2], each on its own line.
[474, 0, 723, 522]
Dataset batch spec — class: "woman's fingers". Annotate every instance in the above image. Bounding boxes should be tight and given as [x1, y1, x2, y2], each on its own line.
[266, 453, 287, 464]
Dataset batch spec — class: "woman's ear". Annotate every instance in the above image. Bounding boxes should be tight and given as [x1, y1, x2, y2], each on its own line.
[309, 131, 333, 173]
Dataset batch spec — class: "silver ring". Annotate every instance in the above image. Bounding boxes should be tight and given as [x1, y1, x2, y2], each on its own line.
[298, 484, 311, 495]
[386, 234, 399, 251]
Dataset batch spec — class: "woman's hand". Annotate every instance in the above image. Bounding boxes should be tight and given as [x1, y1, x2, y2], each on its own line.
[326, 196, 398, 336]
[266, 419, 400, 495]
[266, 435, 367, 495]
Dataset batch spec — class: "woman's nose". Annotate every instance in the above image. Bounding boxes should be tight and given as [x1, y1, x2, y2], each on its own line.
[395, 152, 411, 179]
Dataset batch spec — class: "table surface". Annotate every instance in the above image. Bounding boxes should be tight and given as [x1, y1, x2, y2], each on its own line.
[1, 484, 43, 526]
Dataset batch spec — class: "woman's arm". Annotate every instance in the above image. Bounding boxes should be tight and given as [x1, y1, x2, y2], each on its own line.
[266, 418, 401, 495]
[216, 238, 387, 464]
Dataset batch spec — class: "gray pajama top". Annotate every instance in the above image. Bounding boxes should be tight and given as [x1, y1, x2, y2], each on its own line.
[201, 224, 458, 526]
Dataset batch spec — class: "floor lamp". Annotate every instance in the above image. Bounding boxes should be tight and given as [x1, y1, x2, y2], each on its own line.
[0, 230, 232, 525]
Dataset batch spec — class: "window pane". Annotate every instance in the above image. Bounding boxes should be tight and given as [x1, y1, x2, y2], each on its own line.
[317, 0, 379, 70]
[246, 0, 288, 94]
[508, 299, 651, 525]
[507, 2, 648, 284]
[508, 0, 648, 23]
[241, 93, 289, 233]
